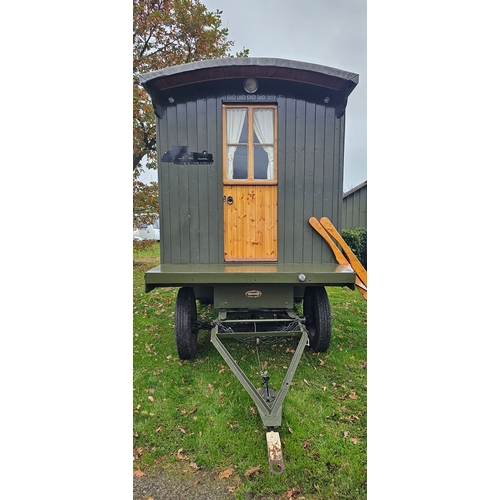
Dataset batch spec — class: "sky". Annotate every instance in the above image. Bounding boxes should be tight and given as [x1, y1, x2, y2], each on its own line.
[140, 0, 367, 192]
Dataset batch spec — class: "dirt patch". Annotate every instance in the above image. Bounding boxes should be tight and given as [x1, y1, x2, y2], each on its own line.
[133, 462, 241, 500]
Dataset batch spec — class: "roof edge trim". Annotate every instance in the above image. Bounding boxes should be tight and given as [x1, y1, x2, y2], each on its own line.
[138, 57, 359, 87]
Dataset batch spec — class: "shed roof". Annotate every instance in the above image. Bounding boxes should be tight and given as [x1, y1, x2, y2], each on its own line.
[139, 57, 358, 99]
[343, 180, 367, 198]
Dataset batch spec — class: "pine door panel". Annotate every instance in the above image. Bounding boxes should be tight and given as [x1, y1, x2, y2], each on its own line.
[223, 185, 277, 262]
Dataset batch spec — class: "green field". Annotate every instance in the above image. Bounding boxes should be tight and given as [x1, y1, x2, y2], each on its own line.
[133, 241, 367, 499]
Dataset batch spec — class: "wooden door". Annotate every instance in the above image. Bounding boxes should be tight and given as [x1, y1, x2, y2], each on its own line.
[223, 184, 277, 261]
[222, 104, 278, 262]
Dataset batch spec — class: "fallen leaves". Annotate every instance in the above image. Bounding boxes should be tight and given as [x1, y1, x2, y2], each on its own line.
[303, 438, 313, 450]
[190, 462, 201, 472]
[177, 449, 189, 461]
[244, 465, 261, 478]
[133, 468, 146, 477]
[219, 468, 233, 479]
[303, 379, 311, 386]
[147, 396, 155, 402]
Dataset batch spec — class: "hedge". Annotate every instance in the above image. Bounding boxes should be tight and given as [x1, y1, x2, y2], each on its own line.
[341, 227, 367, 269]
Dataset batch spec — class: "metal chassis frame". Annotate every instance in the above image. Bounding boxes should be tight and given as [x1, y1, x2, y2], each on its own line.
[210, 308, 309, 473]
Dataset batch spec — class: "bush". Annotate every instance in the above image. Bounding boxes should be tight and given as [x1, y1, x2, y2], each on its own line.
[341, 227, 367, 269]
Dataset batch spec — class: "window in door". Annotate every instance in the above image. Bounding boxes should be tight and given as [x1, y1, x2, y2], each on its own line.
[223, 104, 277, 184]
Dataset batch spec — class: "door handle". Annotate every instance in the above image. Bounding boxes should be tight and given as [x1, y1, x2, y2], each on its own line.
[226, 196, 234, 205]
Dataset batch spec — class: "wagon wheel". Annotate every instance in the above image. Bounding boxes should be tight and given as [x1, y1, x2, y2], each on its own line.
[303, 286, 332, 352]
[175, 287, 198, 360]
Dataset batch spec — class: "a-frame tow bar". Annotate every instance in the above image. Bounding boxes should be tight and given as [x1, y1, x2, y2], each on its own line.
[210, 309, 310, 474]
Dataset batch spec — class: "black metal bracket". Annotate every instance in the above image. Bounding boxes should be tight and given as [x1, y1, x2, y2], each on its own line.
[161, 146, 213, 165]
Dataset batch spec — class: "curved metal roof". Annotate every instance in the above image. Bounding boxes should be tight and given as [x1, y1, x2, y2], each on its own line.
[139, 57, 358, 97]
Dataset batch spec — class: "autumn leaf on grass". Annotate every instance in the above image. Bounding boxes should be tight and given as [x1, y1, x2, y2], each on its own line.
[227, 486, 237, 492]
[133, 468, 146, 477]
[133, 447, 143, 461]
[287, 423, 293, 433]
[303, 438, 313, 450]
[177, 449, 189, 461]
[190, 462, 201, 472]
[319, 358, 325, 366]
[287, 487, 300, 498]
[303, 379, 311, 386]
[148, 396, 155, 402]
[349, 391, 359, 400]
[351, 438, 358, 445]
[189, 407, 198, 414]
[219, 468, 233, 479]
[244, 465, 261, 478]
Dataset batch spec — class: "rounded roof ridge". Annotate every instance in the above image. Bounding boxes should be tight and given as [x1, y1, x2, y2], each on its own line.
[139, 57, 359, 86]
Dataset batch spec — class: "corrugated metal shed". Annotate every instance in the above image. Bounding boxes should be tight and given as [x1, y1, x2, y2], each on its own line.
[342, 181, 367, 229]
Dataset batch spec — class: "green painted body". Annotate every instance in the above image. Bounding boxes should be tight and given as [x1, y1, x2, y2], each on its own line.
[140, 58, 358, 305]
[139, 59, 360, 441]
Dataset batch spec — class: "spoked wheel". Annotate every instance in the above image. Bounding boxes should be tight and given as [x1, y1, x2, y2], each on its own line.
[303, 286, 332, 352]
[175, 287, 198, 360]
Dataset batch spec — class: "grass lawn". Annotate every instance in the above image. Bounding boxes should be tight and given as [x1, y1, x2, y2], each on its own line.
[133, 241, 367, 499]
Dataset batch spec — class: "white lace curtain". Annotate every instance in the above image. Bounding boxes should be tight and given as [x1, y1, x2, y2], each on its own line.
[226, 108, 247, 179]
[253, 109, 274, 180]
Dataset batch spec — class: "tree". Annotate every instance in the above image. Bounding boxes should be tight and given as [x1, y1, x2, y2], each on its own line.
[133, 0, 248, 227]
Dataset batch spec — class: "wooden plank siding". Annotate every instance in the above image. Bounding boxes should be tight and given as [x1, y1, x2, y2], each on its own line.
[157, 94, 346, 265]
[342, 181, 367, 229]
